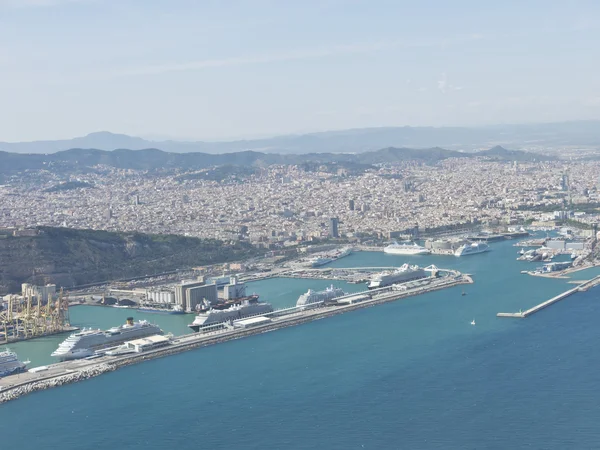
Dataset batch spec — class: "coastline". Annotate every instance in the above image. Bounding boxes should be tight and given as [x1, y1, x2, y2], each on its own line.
[0, 274, 471, 404]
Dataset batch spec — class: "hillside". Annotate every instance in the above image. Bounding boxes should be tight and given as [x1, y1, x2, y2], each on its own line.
[2, 121, 600, 154]
[0, 146, 553, 175]
[476, 146, 552, 161]
[0, 227, 259, 295]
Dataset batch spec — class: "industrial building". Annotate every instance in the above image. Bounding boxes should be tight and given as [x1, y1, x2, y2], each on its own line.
[233, 316, 271, 329]
[174, 280, 206, 310]
[21, 283, 56, 304]
[186, 284, 218, 312]
[125, 335, 170, 353]
[145, 289, 175, 304]
[223, 278, 246, 300]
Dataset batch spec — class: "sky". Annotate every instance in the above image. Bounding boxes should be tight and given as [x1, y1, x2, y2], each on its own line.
[1, 0, 600, 142]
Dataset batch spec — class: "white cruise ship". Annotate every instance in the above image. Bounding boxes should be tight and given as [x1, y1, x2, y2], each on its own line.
[310, 257, 334, 267]
[0, 350, 28, 377]
[384, 241, 431, 255]
[296, 285, 346, 308]
[189, 300, 274, 332]
[454, 242, 490, 257]
[51, 318, 163, 361]
[368, 264, 426, 289]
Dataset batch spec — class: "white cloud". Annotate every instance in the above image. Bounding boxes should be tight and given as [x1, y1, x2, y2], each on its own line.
[437, 72, 464, 94]
[437, 72, 448, 93]
[96, 40, 421, 79]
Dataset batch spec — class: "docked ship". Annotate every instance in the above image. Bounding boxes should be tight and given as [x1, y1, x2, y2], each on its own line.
[188, 300, 274, 332]
[384, 241, 431, 255]
[137, 304, 185, 315]
[51, 318, 163, 361]
[196, 294, 260, 312]
[333, 247, 353, 259]
[368, 264, 426, 289]
[454, 242, 490, 257]
[310, 257, 334, 267]
[296, 285, 346, 308]
[0, 350, 28, 377]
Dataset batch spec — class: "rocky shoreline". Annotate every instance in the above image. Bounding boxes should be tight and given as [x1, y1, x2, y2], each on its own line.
[0, 363, 116, 404]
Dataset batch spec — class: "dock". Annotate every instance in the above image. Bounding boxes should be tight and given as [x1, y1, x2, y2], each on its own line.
[497, 275, 600, 319]
[0, 270, 472, 404]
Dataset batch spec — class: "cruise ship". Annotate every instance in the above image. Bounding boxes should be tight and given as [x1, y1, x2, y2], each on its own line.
[368, 264, 426, 289]
[296, 285, 346, 308]
[310, 257, 334, 267]
[384, 241, 431, 255]
[51, 318, 163, 361]
[0, 350, 28, 377]
[188, 300, 274, 332]
[454, 242, 490, 257]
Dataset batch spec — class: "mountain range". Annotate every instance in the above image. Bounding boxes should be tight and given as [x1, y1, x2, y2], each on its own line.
[0, 145, 552, 176]
[2, 120, 600, 155]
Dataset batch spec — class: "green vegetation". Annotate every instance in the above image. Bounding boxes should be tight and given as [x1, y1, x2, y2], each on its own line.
[0, 227, 261, 295]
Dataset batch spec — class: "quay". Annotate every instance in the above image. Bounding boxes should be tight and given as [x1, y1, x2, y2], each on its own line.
[0, 270, 472, 404]
[2, 326, 79, 344]
[497, 274, 600, 319]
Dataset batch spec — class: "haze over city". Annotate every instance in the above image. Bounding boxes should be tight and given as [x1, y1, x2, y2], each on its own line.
[2, 0, 600, 142]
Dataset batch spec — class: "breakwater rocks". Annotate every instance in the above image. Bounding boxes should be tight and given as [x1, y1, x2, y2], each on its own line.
[0, 363, 116, 404]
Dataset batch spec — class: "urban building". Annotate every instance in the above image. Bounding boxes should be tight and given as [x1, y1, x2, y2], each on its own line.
[329, 217, 339, 238]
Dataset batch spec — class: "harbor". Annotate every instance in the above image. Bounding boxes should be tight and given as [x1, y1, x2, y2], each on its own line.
[0, 269, 471, 403]
[497, 274, 600, 318]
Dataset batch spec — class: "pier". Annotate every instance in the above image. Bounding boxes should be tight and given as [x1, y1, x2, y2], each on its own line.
[0, 270, 472, 404]
[497, 275, 600, 319]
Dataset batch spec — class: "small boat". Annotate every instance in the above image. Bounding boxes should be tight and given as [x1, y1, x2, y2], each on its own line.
[470, 319, 476, 326]
[461, 291, 467, 296]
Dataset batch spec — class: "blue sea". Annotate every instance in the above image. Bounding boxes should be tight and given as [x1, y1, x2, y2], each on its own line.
[2, 237, 600, 449]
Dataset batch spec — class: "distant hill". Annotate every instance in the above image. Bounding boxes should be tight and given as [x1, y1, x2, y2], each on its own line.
[475, 146, 553, 161]
[2, 121, 600, 155]
[0, 146, 554, 175]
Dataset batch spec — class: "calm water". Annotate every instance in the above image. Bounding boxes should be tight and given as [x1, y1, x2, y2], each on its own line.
[2, 238, 600, 449]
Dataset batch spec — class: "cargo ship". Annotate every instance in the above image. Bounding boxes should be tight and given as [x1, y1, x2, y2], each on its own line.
[188, 300, 273, 332]
[368, 264, 426, 289]
[51, 318, 163, 361]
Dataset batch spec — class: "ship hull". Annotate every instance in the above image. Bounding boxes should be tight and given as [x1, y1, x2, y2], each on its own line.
[383, 248, 430, 255]
[137, 308, 186, 315]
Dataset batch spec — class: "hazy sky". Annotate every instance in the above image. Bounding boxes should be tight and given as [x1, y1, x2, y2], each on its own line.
[2, 0, 600, 142]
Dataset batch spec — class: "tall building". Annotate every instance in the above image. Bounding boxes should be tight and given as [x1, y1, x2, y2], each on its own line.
[174, 280, 206, 310]
[348, 199, 355, 211]
[186, 284, 218, 312]
[329, 217, 339, 238]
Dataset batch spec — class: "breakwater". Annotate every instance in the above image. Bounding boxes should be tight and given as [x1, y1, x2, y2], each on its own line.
[497, 274, 600, 319]
[0, 273, 471, 404]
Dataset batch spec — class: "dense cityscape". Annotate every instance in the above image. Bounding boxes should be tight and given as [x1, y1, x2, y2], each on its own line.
[2, 158, 600, 243]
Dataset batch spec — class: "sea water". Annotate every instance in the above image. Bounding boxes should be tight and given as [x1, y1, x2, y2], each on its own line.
[1, 237, 600, 449]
